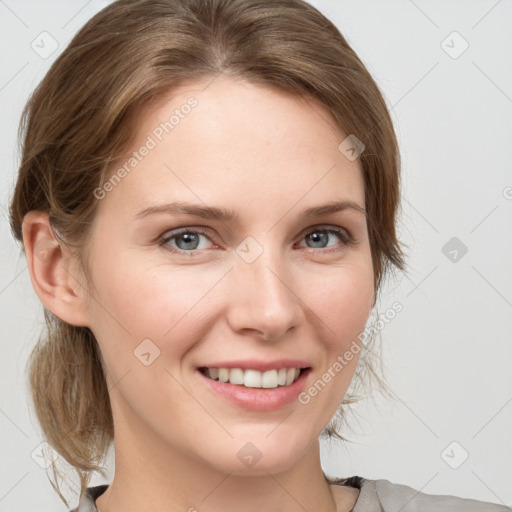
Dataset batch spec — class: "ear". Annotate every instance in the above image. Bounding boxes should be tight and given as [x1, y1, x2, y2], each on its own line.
[22, 211, 91, 327]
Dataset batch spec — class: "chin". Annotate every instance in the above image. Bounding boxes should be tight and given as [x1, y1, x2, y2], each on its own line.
[200, 428, 312, 476]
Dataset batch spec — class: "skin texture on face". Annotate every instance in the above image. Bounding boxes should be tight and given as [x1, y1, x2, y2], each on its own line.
[25, 75, 374, 512]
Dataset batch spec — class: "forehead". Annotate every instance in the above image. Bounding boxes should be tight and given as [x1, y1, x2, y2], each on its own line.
[99, 76, 365, 219]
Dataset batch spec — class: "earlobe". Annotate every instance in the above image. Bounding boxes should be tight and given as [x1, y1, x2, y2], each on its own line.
[21, 211, 91, 327]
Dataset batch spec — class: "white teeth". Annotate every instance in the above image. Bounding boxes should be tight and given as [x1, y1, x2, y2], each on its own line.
[244, 369, 261, 388]
[229, 368, 244, 385]
[285, 368, 296, 386]
[203, 367, 304, 388]
[261, 370, 278, 388]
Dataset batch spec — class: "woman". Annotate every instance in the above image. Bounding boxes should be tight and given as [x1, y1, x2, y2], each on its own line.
[8, 0, 509, 511]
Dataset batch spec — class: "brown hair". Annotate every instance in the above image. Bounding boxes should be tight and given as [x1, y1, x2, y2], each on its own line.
[9, 0, 406, 505]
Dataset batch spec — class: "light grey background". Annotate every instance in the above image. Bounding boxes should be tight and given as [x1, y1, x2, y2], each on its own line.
[1, 1, 511, 510]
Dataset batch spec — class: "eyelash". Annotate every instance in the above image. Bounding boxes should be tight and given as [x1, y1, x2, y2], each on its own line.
[157, 226, 355, 257]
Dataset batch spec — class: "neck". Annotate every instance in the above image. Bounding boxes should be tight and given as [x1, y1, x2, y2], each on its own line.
[94, 394, 357, 512]
[95, 431, 340, 512]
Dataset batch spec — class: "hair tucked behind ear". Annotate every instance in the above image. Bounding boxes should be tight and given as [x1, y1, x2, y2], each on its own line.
[9, 0, 407, 505]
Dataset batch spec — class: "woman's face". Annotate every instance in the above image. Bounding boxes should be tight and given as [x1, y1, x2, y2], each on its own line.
[81, 76, 374, 475]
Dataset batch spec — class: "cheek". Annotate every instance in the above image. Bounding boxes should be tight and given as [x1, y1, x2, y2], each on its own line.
[301, 261, 374, 343]
[88, 256, 220, 365]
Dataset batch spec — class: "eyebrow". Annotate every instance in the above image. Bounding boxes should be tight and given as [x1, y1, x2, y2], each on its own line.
[134, 200, 367, 222]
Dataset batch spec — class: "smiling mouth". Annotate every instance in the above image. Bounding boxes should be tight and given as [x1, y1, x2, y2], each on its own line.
[198, 367, 310, 389]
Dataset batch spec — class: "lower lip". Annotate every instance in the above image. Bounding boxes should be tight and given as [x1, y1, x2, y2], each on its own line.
[196, 368, 311, 411]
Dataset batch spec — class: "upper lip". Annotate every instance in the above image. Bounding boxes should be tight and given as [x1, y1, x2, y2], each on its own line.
[198, 359, 312, 372]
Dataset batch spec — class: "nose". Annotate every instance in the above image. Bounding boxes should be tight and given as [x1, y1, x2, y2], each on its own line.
[225, 243, 305, 341]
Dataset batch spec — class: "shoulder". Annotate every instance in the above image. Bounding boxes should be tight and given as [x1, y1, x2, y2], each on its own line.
[68, 484, 108, 512]
[359, 477, 511, 512]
